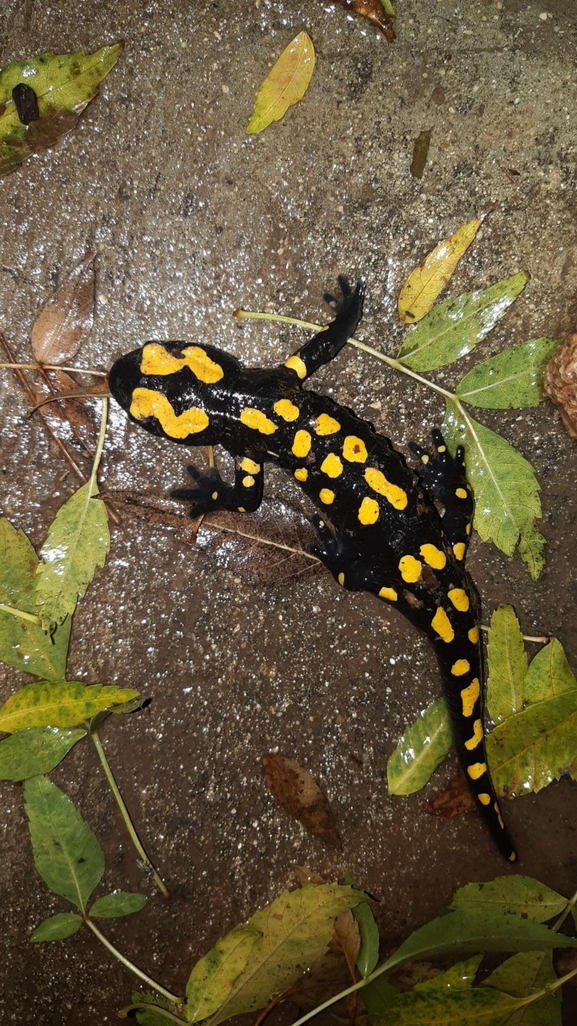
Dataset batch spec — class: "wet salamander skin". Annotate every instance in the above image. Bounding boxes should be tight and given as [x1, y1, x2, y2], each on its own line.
[108, 277, 516, 862]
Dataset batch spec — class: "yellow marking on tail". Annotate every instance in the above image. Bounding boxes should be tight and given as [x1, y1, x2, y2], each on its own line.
[241, 458, 261, 474]
[448, 588, 470, 612]
[467, 762, 487, 780]
[453, 542, 466, 560]
[285, 355, 307, 379]
[460, 678, 480, 717]
[464, 719, 483, 750]
[451, 658, 470, 676]
[431, 607, 454, 643]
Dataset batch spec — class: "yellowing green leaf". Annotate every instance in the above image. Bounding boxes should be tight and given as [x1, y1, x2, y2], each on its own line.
[206, 884, 364, 1025]
[442, 403, 545, 578]
[398, 218, 481, 324]
[523, 638, 576, 704]
[397, 272, 529, 372]
[0, 681, 139, 732]
[483, 951, 561, 1026]
[387, 699, 452, 795]
[456, 338, 561, 409]
[247, 32, 315, 134]
[366, 983, 520, 1025]
[450, 876, 568, 924]
[487, 606, 528, 723]
[0, 45, 122, 177]
[186, 925, 261, 1023]
[30, 912, 83, 943]
[36, 482, 110, 631]
[486, 686, 577, 796]
[0, 518, 70, 679]
[24, 775, 104, 910]
[0, 726, 86, 780]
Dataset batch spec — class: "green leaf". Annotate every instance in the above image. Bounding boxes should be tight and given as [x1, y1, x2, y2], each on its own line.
[486, 686, 577, 796]
[387, 699, 452, 795]
[450, 877, 568, 924]
[185, 925, 261, 1022]
[0, 45, 122, 177]
[36, 482, 110, 631]
[0, 681, 139, 732]
[0, 518, 70, 679]
[416, 955, 483, 991]
[379, 911, 577, 979]
[131, 992, 179, 1026]
[523, 639, 576, 704]
[362, 976, 402, 1024]
[397, 272, 529, 372]
[30, 911, 83, 942]
[483, 950, 561, 1026]
[487, 606, 528, 723]
[354, 900, 380, 978]
[205, 884, 365, 1026]
[89, 892, 147, 918]
[442, 403, 545, 578]
[368, 984, 520, 1025]
[24, 775, 104, 910]
[456, 337, 561, 409]
[0, 726, 85, 780]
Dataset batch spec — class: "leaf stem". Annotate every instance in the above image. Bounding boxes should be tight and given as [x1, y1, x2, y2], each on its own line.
[0, 362, 108, 376]
[121, 1001, 186, 1024]
[90, 728, 170, 899]
[84, 916, 180, 1004]
[552, 887, 577, 933]
[0, 601, 42, 625]
[88, 397, 109, 498]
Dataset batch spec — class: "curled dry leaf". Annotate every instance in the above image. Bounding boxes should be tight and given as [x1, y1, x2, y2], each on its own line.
[31, 253, 95, 364]
[331, 0, 396, 41]
[263, 753, 341, 848]
[425, 766, 474, 819]
[544, 331, 577, 439]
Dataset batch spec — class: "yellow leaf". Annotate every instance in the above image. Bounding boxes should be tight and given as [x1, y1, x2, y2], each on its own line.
[398, 217, 482, 324]
[247, 32, 315, 135]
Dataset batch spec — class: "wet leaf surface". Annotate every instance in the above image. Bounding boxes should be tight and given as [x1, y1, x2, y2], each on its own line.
[331, 1, 396, 41]
[483, 951, 561, 1026]
[387, 699, 452, 795]
[398, 219, 482, 325]
[0, 680, 140, 732]
[247, 32, 315, 134]
[31, 253, 95, 364]
[263, 753, 341, 847]
[450, 876, 568, 924]
[457, 337, 561, 410]
[0, 725, 86, 780]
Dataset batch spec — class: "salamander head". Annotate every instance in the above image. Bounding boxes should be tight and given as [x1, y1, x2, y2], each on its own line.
[108, 340, 241, 445]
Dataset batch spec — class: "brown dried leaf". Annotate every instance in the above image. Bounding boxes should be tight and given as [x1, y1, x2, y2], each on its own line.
[294, 866, 326, 888]
[333, 910, 361, 978]
[424, 765, 474, 819]
[544, 332, 577, 439]
[33, 369, 102, 451]
[555, 949, 577, 983]
[331, 0, 396, 41]
[31, 253, 95, 364]
[263, 753, 341, 848]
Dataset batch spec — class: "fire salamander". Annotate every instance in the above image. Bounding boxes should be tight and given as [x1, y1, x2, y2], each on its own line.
[108, 277, 516, 862]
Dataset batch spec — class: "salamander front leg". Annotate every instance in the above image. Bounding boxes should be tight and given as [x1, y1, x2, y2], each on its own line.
[410, 428, 474, 560]
[171, 456, 264, 516]
[283, 277, 365, 381]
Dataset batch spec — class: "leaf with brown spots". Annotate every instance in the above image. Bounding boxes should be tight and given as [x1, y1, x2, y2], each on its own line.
[31, 253, 95, 364]
[331, 1, 396, 41]
[263, 753, 341, 848]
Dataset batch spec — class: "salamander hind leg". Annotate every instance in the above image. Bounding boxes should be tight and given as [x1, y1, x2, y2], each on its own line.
[410, 428, 474, 560]
[309, 515, 380, 592]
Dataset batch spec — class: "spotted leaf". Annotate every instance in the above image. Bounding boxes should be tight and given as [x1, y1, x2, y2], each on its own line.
[398, 218, 482, 324]
[0, 681, 139, 733]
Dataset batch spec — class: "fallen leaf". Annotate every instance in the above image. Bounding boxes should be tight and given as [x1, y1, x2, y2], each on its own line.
[398, 218, 482, 324]
[331, 1, 396, 41]
[425, 766, 474, 819]
[33, 369, 101, 453]
[486, 605, 527, 724]
[247, 32, 315, 135]
[263, 753, 341, 848]
[387, 699, 452, 795]
[294, 866, 326, 887]
[544, 331, 577, 439]
[410, 129, 432, 178]
[31, 253, 95, 364]
[456, 336, 561, 410]
[0, 45, 122, 177]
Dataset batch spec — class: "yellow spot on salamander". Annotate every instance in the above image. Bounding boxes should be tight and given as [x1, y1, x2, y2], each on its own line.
[320, 453, 343, 478]
[240, 408, 277, 435]
[212, 491, 218, 500]
[451, 658, 470, 676]
[314, 413, 341, 435]
[285, 354, 307, 379]
[140, 343, 224, 383]
[466, 524, 472, 536]
[338, 572, 345, 586]
[319, 488, 335, 505]
[364, 467, 408, 510]
[358, 496, 380, 525]
[399, 554, 422, 583]
[431, 607, 454, 643]
[292, 429, 312, 458]
[448, 588, 470, 612]
[242, 475, 255, 488]
[379, 586, 398, 601]
[456, 487, 468, 499]
[273, 399, 300, 422]
[468, 626, 480, 644]
[421, 454, 429, 464]
[437, 444, 446, 453]
[129, 388, 209, 438]
[294, 467, 308, 482]
[467, 762, 487, 780]
[419, 543, 447, 569]
[464, 719, 483, 750]
[509, 851, 517, 863]
[453, 542, 466, 560]
[494, 802, 505, 830]
[238, 506, 246, 512]
[343, 435, 368, 463]
[460, 678, 480, 717]
[241, 457, 261, 474]
[478, 793, 491, 805]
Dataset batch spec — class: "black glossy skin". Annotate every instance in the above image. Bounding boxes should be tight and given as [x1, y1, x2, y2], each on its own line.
[109, 278, 516, 862]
